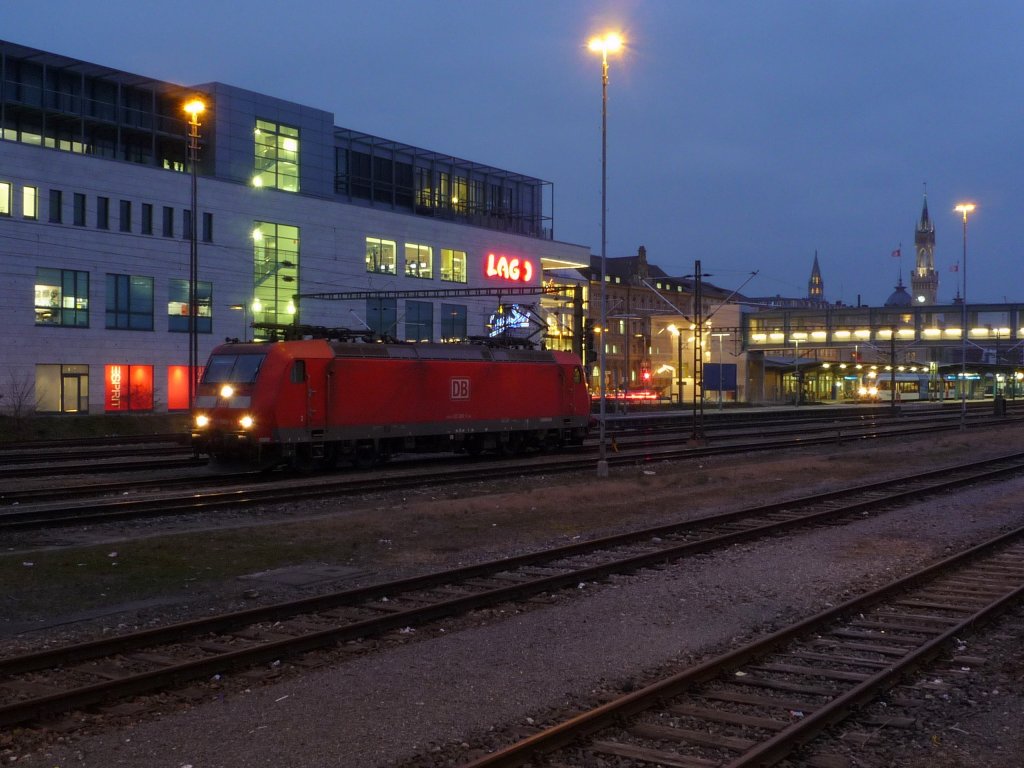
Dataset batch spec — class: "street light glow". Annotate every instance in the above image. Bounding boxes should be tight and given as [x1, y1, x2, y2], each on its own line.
[954, 202, 976, 218]
[183, 98, 206, 117]
[588, 33, 623, 55]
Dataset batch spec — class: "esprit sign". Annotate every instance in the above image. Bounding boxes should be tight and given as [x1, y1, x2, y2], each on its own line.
[485, 252, 534, 283]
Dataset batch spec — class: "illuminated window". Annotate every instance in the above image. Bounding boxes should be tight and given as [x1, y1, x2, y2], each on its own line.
[104, 364, 153, 412]
[253, 119, 299, 191]
[34, 267, 89, 327]
[35, 363, 89, 414]
[252, 221, 300, 335]
[22, 186, 37, 219]
[366, 237, 396, 274]
[441, 303, 467, 342]
[441, 248, 467, 283]
[168, 278, 212, 333]
[0, 181, 12, 216]
[106, 274, 154, 330]
[405, 301, 433, 341]
[404, 243, 433, 279]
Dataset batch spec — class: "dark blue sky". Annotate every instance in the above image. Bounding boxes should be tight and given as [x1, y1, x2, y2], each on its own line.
[4, 1, 1021, 306]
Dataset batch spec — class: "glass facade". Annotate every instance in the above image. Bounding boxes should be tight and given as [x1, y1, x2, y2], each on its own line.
[441, 248, 467, 283]
[36, 364, 89, 414]
[252, 221, 299, 332]
[105, 273, 154, 330]
[366, 297, 398, 338]
[405, 300, 433, 342]
[34, 267, 89, 326]
[366, 237, 397, 274]
[404, 243, 433, 279]
[168, 278, 212, 333]
[254, 119, 299, 191]
[440, 303, 467, 342]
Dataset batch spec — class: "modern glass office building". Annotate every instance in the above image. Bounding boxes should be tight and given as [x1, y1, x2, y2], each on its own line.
[0, 40, 589, 414]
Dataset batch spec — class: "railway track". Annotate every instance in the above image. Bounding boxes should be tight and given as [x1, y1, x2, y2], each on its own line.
[457, 524, 1024, 768]
[1, 410, 1019, 532]
[2, 452, 1023, 733]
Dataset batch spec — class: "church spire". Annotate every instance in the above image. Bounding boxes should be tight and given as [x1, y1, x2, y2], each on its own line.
[911, 189, 938, 304]
[808, 250, 824, 301]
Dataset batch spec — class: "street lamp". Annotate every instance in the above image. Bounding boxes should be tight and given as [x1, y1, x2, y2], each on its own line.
[184, 97, 205, 416]
[588, 31, 623, 478]
[954, 202, 976, 430]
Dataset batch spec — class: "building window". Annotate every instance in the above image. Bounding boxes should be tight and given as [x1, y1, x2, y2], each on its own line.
[119, 200, 131, 232]
[162, 206, 174, 237]
[202, 212, 213, 242]
[168, 278, 212, 333]
[36, 363, 90, 414]
[96, 196, 109, 229]
[404, 243, 433, 279]
[73, 193, 86, 226]
[366, 298, 397, 339]
[365, 237, 397, 274]
[0, 181, 10, 216]
[23, 186, 38, 219]
[104, 364, 153, 412]
[34, 267, 89, 327]
[441, 304, 467, 342]
[183, 209, 192, 239]
[141, 203, 153, 235]
[441, 248, 467, 283]
[253, 119, 299, 192]
[49, 189, 63, 223]
[252, 221, 299, 334]
[106, 273, 154, 330]
[405, 301, 433, 342]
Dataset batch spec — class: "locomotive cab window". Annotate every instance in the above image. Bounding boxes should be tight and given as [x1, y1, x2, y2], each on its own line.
[202, 353, 266, 384]
[291, 360, 306, 383]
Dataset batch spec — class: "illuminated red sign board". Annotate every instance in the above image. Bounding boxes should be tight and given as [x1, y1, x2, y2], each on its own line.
[485, 252, 534, 283]
[105, 364, 154, 412]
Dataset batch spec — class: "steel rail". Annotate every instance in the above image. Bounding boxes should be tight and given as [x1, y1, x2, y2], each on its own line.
[460, 526, 1024, 768]
[1, 454, 1023, 729]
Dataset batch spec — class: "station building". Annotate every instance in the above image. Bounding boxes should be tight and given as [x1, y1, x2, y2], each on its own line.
[0, 39, 590, 415]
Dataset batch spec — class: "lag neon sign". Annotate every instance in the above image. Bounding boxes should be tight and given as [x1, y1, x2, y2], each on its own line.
[485, 252, 534, 283]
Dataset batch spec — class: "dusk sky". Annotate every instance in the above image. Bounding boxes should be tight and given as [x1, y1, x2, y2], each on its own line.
[4, 1, 1021, 306]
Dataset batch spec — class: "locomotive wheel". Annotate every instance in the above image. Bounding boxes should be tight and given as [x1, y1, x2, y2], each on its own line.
[351, 441, 377, 469]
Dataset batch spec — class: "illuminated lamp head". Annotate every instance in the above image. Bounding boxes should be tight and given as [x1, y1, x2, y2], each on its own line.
[195, 414, 210, 428]
[239, 415, 254, 429]
[220, 384, 234, 399]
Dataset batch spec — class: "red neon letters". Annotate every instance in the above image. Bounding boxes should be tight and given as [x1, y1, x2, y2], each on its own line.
[485, 252, 534, 283]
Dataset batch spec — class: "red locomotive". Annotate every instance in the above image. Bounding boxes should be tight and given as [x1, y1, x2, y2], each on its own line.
[191, 338, 591, 469]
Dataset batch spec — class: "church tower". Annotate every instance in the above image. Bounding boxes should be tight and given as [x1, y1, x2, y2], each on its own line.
[808, 251, 824, 302]
[911, 194, 938, 304]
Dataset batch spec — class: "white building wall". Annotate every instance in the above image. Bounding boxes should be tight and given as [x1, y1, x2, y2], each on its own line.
[0, 139, 589, 414]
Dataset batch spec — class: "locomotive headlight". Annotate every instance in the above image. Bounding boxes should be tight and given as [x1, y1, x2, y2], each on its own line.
[195, 414, 210, 428]
[220, 384, 234, 399]
[239, 415, 255, 429]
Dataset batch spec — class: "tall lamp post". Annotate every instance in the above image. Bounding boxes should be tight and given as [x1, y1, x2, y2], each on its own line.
[184, 98, 205, 416]
[588, 31, 622, 478]
[954, 202, 976, 431]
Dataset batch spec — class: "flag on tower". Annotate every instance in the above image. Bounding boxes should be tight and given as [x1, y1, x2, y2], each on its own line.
[950, 262, 959, 272]
[891, 247, 901, 258]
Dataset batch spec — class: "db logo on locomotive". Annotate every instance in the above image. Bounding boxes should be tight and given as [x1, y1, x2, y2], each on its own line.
[450, 377, 470, 400]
